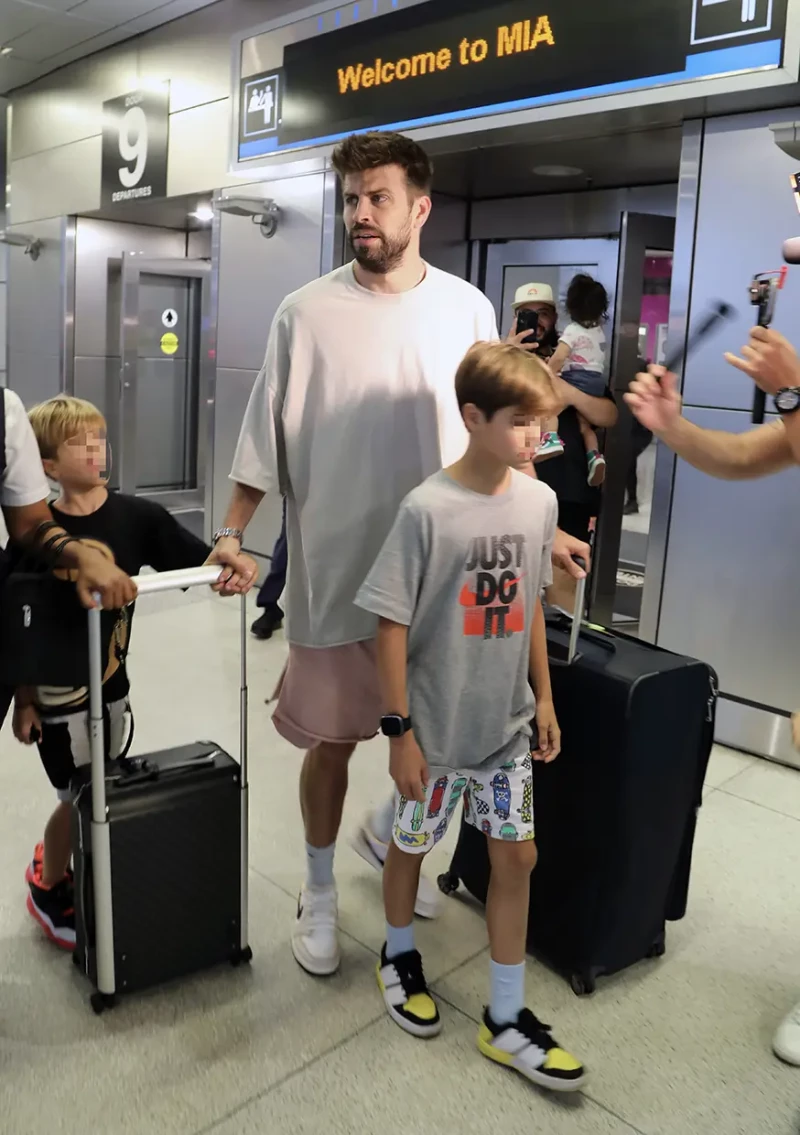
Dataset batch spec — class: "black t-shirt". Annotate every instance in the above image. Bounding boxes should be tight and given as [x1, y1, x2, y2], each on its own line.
[535, 391, 616, 511]
[39, 492, 210, 711]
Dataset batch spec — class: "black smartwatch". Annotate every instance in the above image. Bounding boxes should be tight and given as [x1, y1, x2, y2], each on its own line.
[380, 714, 412, 738]
[774, 387, 800, 415]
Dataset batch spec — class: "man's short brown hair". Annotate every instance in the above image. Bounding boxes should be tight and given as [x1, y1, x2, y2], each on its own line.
[455, 342, 556, 420]
[331, 131, 433, 194]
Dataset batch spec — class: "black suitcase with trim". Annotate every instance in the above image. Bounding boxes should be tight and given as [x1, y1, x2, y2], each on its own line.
[71, 566, 252, 1013]
[438, 571, 717, 995]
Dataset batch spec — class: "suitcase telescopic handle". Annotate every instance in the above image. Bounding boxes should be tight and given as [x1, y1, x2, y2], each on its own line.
[87, 565, 249, 825]
[567, 558, 587, 665]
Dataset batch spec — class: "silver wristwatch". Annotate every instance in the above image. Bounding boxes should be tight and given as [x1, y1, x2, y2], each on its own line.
[212, 527, 244, 545]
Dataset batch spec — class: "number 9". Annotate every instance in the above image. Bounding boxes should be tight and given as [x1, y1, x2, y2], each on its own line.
[118, 106, 148, 189]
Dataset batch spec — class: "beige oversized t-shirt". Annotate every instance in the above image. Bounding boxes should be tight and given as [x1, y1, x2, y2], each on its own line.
[230, 262, 498, 648]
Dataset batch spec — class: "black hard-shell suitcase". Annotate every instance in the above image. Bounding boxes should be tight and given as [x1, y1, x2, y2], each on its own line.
[439, 571, 717, 995]
[71, 566, 251, 1013]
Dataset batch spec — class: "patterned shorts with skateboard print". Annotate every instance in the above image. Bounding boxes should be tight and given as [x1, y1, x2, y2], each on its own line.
[392, 750, 534, 854]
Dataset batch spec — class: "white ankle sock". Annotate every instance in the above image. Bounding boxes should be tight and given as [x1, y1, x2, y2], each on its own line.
[305, 841, 335, 889]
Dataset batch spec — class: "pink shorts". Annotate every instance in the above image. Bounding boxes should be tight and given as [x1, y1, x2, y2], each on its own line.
[271, 640, 382, 751]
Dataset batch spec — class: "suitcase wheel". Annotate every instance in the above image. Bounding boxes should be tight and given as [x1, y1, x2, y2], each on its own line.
[437, 872, 460, 896]
[646, 933, 666, 959]
[230, 945, 253, 967]
[569, 973, 596, 997]
[90, 992, 117, 1016]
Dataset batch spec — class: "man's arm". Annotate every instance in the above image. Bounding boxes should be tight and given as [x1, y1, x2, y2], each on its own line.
[656, 415, 791, 480]
[205, 482, 263, 593]
[207, 309, 289, 593]
[625, 366, 794, 480]
[553, 376, 618, 428]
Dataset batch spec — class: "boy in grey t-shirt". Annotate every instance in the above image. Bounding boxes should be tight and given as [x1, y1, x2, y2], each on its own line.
[355, 341, 587, 1093]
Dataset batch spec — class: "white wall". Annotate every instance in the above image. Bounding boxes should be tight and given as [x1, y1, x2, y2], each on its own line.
[6, 0, 302, 226]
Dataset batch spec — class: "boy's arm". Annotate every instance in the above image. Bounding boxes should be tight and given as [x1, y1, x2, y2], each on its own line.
[529, 597, 560, 762]
[355, 500, 429, 802]
[376, 618, 428, 803]
[140, 499, 259, 586]
[139, 500, 212, 572]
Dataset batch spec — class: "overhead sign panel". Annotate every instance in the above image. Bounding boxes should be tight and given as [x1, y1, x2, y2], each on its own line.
[102, 84, 169, 208]
[237, 0, 787, 162]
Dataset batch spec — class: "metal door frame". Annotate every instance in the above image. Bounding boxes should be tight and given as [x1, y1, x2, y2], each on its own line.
[591, 213, 675, 625]
[114, 254, 214, 526]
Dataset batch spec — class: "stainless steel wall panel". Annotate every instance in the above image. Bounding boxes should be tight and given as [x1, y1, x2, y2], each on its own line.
[422, 196, 469, 280]
[187, 229, 212, 259]
[9, 43, 138, 162]
[167, 101, 244, 198]
[657, 406, 800, 713]
[136, 4, 237, 115]
[215, 172, 325, 374]
[470, 185, 678, 241]
[6, 217, 65, 403]
[213, 366, 282, 559]
[681, 106, 800, 411]
[716, 699, 799, 772]
[9, 136, 102, 224]
[640, 120, 704, 643]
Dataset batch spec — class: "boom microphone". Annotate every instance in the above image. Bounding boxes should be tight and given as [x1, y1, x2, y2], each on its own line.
[662, 300, 736, 374]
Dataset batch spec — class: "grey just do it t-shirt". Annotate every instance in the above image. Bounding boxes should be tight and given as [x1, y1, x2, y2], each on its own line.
[355, 470, 558, 771]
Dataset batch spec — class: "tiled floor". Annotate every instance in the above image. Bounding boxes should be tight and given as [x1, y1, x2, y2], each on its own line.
[1, 593, 799, 1134]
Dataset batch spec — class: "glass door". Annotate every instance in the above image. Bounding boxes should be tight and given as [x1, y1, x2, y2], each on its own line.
[590, 214, 675, 630]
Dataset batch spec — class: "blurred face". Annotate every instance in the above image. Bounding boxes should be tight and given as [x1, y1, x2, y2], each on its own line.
[342, 164, 431, 274]
[464, 405, 543, 468]
[46, 424, 108, 488]
[516, 301, 556, 340]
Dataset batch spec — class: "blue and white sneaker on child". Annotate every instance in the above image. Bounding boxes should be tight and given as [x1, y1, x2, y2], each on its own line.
[535, 432, 565, 459]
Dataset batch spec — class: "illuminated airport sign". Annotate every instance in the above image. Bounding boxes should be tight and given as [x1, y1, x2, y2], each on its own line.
[237, 0, 787, 161]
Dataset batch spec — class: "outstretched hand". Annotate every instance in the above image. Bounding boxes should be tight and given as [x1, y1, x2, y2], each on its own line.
[624, 366, 682, 434]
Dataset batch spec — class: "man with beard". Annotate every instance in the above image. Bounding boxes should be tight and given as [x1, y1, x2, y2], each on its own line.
[209, 131, 589, 976]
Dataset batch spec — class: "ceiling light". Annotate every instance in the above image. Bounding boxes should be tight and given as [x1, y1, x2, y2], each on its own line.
[0, 47, 14, 57]
[533, 164, 584, 177]
[191, 205, 214, 223]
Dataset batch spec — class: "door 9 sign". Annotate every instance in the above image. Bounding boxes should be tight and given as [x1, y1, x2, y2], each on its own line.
[101, 85, 170, 209]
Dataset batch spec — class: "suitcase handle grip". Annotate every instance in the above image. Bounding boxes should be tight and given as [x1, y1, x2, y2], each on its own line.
[129, 565, 224, 596]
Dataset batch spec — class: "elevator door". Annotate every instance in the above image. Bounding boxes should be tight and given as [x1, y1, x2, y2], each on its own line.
[135, 272, 194, 492]
[114, 254, 212, 539]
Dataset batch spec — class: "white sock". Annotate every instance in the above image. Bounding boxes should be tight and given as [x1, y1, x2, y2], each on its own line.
[370, 795, 396, 845]
[305, 841, 335, 889]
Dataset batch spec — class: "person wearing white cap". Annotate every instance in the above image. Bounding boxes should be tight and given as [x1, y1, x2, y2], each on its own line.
[509, 282, 618, 568]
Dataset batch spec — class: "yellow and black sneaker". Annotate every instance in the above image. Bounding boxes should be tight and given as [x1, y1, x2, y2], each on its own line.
[478, 1007, 587, 1092]
[377, 945, 442, 1039]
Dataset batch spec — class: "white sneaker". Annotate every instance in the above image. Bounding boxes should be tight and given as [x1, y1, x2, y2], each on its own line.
[291, 885, 340, 976]
[350, 821, 440, 920]
[773, 1000, 800, 1065]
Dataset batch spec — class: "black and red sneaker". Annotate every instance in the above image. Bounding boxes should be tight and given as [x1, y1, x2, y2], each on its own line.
[25, 841, 73, 887]
[26, 848, 75, 950]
